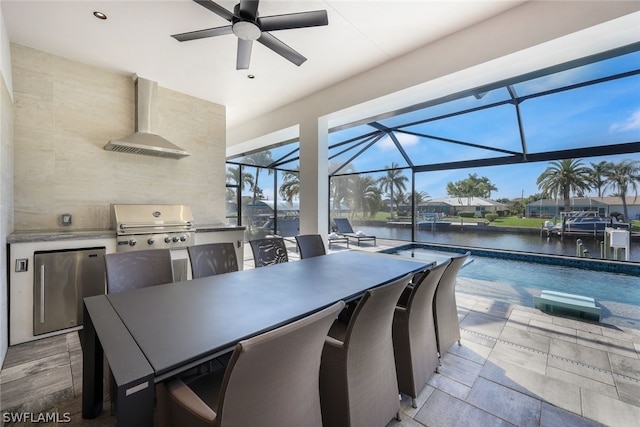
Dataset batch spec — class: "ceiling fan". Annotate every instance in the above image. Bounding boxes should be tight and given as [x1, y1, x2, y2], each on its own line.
[172, 0, 329, 70]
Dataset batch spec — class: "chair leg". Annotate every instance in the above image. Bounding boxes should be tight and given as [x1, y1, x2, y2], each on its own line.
[411, 397, 418, 409]
[458, 339, 462, 346]
[396, 411, 402, 421]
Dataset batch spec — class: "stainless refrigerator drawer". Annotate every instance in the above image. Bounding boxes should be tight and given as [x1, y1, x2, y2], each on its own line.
[33, 247, 106, 336]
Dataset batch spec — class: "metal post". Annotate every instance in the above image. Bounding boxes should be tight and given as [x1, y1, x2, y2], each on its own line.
[576, 239, 582, 257]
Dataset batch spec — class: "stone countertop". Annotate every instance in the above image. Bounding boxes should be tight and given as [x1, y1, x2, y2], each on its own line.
[7, 229, 116, 243]
[194, 224, 246, 232]
[7, 225, 246, 244]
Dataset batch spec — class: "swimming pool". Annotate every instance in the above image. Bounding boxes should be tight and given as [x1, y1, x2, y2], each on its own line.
[382, 244, 640, 331]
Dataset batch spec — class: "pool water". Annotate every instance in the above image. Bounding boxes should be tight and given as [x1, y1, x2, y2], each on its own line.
[388, 247, 640, 331]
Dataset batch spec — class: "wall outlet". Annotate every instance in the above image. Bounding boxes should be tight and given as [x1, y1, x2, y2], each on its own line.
[15, 259, 28, 272]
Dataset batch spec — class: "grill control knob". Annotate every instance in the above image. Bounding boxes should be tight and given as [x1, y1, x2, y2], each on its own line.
[164, 237, 172, 243]
[147, 238, 155, 245]
[172, 236, 180, 243]
[180, 235, 187, 242]
[129, 239, 137, 247]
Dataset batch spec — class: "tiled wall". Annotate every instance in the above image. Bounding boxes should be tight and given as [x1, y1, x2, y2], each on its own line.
[11, 43, 227, 231]
[1, 49, 14, 366]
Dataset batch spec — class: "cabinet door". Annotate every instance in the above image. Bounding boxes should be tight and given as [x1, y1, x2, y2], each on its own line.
[33, 248, 106, 335]
[33, 252, 79, 335]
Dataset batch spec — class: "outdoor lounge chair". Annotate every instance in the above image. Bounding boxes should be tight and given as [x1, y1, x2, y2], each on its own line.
[333, 217, 376, 246]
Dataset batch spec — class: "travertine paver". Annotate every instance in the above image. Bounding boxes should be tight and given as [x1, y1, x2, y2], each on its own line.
[466, 377, 542, 427]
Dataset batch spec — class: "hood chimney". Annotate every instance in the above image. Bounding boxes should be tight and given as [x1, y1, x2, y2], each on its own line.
[104, 76, 190, 159]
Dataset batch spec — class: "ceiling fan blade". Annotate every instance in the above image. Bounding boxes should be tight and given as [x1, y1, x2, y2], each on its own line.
[238, 0, 260, 20]
[237, 39, 253, 70]
[193, 0, 235, 22]
[257, 32, 306, 66]
[259, 10, 328, 32]
[171, 25, 233, 42]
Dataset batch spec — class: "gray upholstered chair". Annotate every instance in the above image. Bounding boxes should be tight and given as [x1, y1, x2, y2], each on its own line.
[295, 234, 326, 259]
[319, 273, 412, 427]
[249, 237, 289, 268]
[104, 248, 174, 414]
[157, 300, 345, 427]
[392, 261, 450, 408]
[188, 243, 238, 279]
[433, 251, 471, 356]
[105, 248, 174, 294]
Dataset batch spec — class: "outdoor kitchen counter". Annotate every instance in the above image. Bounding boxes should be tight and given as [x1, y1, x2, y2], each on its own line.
[7, 229, 116, 243]
[195, 224, 246, 232]
[7, 225, 245, 345]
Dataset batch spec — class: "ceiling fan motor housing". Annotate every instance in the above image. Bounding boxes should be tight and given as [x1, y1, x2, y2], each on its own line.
[232, 3, 261, 40]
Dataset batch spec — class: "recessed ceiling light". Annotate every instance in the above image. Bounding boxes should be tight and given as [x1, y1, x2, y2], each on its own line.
[247, 74, 255, 79]
[93, 11, 107, 20]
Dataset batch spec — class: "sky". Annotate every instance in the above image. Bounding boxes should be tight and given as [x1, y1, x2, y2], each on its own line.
[235, 50, 640, 203]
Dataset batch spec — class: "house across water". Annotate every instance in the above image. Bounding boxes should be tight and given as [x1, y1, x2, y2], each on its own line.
[526, 197, 640, 221]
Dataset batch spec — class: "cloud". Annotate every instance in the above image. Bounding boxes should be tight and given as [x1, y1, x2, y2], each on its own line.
[610, 109, 640, 133]
[377, 133, 420, 151]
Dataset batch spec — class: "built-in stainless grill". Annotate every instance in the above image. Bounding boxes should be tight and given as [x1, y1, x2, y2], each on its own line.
[112, 204, 195, 252]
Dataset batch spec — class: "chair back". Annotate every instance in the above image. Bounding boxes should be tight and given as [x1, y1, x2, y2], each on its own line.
[105, 249, 173, 294]
[393, 261, 450, 399]
[433, 251, 470, 354]
[249, 238, 289, 268]
[333, 218, 355, 234]
[339, 273, 411, 426]
[216, 301, 345, 427]
[188, 243, 238, 279]
[295, 234, 326, 259]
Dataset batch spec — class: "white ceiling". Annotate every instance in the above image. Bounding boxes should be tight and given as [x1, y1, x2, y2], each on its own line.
[1, 0, 527, 128]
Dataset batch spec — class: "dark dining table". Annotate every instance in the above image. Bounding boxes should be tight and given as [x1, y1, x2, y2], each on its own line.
[82, 250, 433, 426]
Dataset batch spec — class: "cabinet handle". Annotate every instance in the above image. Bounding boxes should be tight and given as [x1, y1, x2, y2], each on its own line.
[40, 264, 45, 324]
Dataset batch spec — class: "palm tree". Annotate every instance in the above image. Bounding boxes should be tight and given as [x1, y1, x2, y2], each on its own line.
[329, 162, 355, 217]
[413, 190, 431, 217]
[604, 159, 640, 221]
[279, 170, 300, 204]
[351, 175, 381, 218]
[536, 159, 594, 214]
[589, 160, 613, 197]
[377, 162, 408, 219]
[413, 191, 430, 206]
[243, 151, 273, 230]
[478, 176, 498, 199]
[226, 165, 254, 191]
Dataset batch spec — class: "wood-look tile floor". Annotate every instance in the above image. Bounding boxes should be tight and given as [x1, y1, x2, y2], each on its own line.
[2, 240, 639, 426]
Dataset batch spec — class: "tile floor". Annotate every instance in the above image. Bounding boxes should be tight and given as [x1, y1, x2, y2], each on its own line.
[1, 239, 639, 426]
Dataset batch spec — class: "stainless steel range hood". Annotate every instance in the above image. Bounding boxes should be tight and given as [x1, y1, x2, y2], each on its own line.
[105, 76, 190, 159]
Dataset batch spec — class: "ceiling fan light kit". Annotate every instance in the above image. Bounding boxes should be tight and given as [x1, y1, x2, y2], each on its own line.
[171, 0, 328, 70]
[232, 21, 261, 40]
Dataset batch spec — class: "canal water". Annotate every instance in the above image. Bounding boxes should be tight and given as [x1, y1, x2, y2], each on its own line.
[355, 224, 640, 262]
